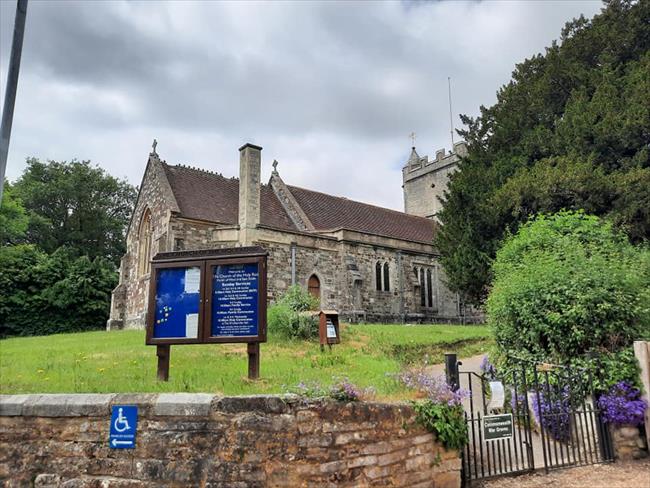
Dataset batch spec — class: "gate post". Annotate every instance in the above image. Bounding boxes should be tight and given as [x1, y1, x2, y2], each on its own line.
[445, 352, 460, 391]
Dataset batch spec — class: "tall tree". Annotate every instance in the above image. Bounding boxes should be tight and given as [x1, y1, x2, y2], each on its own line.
[0, 180, 28, 245]
[436, 0, 650, 304]
[12, 158, 137, 266]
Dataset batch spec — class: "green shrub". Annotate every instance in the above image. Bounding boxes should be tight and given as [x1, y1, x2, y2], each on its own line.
[267, 286, 319, 340]
[278, 285, 319, 312]
[0, 244, 118, 337]
[487, 211, 650, 389]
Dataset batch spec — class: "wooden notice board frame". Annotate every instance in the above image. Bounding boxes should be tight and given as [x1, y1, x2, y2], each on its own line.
[145, 246, 268, 380]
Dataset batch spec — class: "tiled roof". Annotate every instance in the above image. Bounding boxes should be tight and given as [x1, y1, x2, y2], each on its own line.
[162, 163, 436, 244]
[288, 185, 436, 244]
[162, 164, 297, 231]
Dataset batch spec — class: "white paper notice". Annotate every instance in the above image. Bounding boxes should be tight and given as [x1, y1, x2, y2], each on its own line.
[185, 313, 199, 339]
[326, 319, 337, 339]
[184, 267, 200, 294]
[487, 381, 505, 412]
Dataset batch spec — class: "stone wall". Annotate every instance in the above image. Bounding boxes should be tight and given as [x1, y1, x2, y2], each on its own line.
[0, 394, 461, 488]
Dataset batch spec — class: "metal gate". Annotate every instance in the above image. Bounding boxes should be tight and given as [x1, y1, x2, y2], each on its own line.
[448, 356, 614, 485]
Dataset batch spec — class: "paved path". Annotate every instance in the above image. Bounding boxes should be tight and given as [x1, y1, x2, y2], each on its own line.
[476, 459, 650, 488]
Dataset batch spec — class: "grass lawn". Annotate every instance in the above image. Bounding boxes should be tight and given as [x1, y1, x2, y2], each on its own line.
[0, 323, 492, 400]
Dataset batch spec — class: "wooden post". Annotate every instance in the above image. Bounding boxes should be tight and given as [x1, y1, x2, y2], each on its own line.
[157, 344, 170, 381]
[248, 342, 260, 380]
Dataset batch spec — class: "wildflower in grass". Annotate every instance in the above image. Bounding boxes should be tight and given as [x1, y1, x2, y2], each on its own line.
[329, 377, 375, 402]
[98, 368, 105, 373]
[598, 381, 647, 427]
[37, 369, 45, 374]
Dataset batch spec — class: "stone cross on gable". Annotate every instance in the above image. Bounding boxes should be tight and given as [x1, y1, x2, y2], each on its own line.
[152, 139, 158, 155]
[409, 132, 416, 147]
[272, 159, 279, 175]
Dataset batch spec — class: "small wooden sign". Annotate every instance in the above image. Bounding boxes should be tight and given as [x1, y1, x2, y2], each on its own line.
[145, 246, 268, 380]
[318, 310, 340, 348]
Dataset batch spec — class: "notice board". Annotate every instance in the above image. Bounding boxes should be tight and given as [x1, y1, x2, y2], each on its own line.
[146, 247, 268, 345]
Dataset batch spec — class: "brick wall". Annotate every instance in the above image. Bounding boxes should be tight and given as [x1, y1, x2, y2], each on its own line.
[0, 394, 461, 487]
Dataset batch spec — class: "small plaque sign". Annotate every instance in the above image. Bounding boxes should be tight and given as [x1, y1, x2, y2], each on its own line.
[483, 413, 513, 441]
[109, 405, 138, 449]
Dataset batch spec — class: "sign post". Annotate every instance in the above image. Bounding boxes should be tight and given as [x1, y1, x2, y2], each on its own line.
[146, 246, 268, 380]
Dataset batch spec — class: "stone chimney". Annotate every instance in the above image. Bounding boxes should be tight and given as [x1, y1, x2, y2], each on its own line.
[238, 143, 262, 244]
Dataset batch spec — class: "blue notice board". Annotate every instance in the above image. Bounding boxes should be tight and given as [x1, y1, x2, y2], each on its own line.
[211, 263, 259, 337]
[109, 405, 138, 449]
[153, 266, 201, 339]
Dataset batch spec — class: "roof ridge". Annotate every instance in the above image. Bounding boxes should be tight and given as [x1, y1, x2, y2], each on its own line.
[286, 184, 434, 223]
[166, 162, 229, 180]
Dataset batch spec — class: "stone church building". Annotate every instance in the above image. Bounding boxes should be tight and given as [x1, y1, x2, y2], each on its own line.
[107, 141, 477, 330]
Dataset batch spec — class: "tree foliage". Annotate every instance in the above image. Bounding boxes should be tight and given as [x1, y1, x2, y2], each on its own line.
[0, 245, 118, 337]
[436, 0, 650, 303]
[0, 181, 29, 245]
[12, 158, 137, 266]
[488, 211, 650, 389]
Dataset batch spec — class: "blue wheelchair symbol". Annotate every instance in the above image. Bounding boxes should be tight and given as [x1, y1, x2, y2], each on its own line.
[109, 405, 138, 449]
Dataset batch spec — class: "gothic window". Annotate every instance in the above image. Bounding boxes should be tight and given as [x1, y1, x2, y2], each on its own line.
[426, 269, 433, 308]
[419, 268, 426, 307]
[308, 274, 321, 300]
[138, 208, 152, 276]
[383, 263, 390, 292]
[174, 238, 184, 251]
[375, 262, 382, 291]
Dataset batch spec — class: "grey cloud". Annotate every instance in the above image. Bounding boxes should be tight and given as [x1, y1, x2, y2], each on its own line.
[1, 0, 603, 210]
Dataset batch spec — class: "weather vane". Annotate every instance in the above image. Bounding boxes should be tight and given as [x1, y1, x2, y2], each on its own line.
[409, 132, 416, 147]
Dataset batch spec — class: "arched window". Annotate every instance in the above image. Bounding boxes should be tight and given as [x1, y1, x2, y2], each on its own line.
[138, 208, 152, 276]
[383, 263, 390, 292]
[419, 268, 426, 307]
[375, 262, 382, 291]
[308, 274, 321, 300]
[426, 269, 433, 308]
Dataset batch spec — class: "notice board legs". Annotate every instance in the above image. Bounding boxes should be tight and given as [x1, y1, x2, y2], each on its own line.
[248, 342, 260, 380]
[157, 344, 170, 381]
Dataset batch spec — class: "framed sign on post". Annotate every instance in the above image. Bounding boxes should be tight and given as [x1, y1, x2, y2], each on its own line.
[146, 246, 268, 380]
[318, 310, 340, 351]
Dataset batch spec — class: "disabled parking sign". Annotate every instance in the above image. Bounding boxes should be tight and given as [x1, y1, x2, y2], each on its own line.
[109, 405, 138, 449]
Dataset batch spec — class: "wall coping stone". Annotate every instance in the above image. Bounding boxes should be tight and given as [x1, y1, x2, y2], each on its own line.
[10, 394, 117, 417]
[154, 393, 216, 416]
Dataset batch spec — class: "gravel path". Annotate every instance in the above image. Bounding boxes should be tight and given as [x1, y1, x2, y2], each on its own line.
[475, 459, 650, 488]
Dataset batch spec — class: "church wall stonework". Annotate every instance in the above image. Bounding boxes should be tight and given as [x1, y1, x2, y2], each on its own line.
[108, 143, 483, 331]
[108, 156, 175, 330]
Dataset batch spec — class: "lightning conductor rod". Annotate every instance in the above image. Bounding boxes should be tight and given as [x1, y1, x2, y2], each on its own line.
[447, 76, 455, 147]
[0, 0, 28, 203]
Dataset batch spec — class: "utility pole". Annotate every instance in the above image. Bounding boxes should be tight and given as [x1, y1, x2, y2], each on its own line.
[0, 0, 28, 203]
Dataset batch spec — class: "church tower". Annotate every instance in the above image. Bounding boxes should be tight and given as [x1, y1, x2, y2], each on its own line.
[402, 141, 467, 221]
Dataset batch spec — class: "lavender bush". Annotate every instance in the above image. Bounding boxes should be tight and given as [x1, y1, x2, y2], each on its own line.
[397, 368, 470, 450]
[396, 368, 468, 406]
[480, 355, 498, 381]
[598, 381, 647, 427]
[530, 386, 571, 442]
[285, 377, 373, 402]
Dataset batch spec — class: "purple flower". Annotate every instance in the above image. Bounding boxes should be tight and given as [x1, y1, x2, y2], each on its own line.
[598, 381, 647, 427]
[531, 386, 571, 442]
[396, 368, 469, 406]
[480, 355, 498, 381]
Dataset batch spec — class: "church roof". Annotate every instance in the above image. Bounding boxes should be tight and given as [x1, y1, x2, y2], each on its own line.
[162, 162, 436, 244]
[287, 185, 436, 244]
[162, 163, 296, 231]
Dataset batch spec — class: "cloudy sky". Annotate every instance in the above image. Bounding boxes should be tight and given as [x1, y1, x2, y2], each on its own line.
[1, 0, 602, 210]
